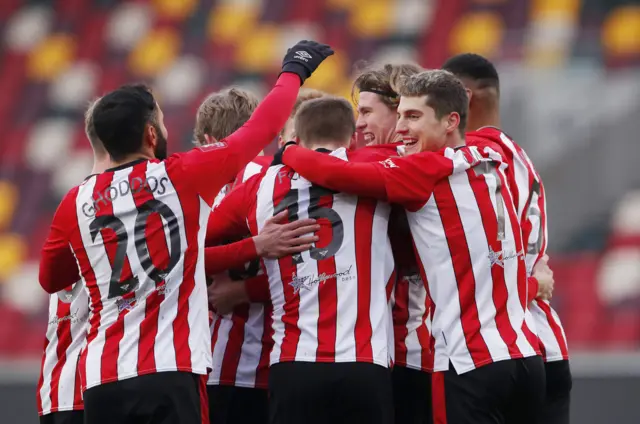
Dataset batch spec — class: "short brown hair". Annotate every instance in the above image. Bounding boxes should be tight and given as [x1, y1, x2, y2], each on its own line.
[281, 89, 328, 137]
[84, 97, 106, 157]
[352, 62, 423, 110]
[294, 97, 356, 146]
[396, 70, 469, 135]
[194, 87, 259, 145]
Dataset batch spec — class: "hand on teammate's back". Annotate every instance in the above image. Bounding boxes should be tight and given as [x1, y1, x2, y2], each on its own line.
[208, 273, 249, 315]
[281, 40, 334, 84]
[533, 255, 554, 300]
[254, 210, 320, 259]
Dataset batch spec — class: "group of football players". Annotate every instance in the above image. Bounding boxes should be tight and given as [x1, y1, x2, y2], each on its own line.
[36, 39, 571, 424]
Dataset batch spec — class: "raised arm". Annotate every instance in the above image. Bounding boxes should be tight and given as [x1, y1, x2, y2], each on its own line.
[179, 41, 334, 204]
[39, 191, 81, 293]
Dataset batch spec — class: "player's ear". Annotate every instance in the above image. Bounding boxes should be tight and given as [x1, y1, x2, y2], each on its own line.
[446, 112, 460, 135]
[465, 88, 473, 106]
[146, 123, 158, 151]
[204, 134, 217, 145]
[277, 135, 285, 148]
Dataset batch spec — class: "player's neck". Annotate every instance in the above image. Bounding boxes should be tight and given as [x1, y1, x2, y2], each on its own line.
[469, 108, 501, 132]
[108, 152, 156, 169]
[91, 156, 111, 174]
[304, 141, 347, 152]
[445, 132, 466, 149]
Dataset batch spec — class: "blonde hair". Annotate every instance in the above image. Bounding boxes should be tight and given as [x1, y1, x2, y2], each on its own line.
[194, 87, 260, 145]
[352, 62, 424, 110]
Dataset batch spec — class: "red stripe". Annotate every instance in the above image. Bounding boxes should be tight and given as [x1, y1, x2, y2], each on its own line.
[71, 180, 102, 391]
[417, 299, 432, 371]
[198, 374, 209, 424]
[93, 172, 136, 383]
[166, 164, 196, 371]
[49, 300, 72, 411]
[210, 315, 222, 358]
[315, 192, 339, 361]
[537, 300, 569, 359]
[219, 305, 249, 384]
[498, 169, 540, 352]
[247, 184, 272, 388]
[36, 333, 49, 413]
[432, 372, 448, 424]
[255, 303, 273, 388]
[73, 360, 83, 408]
[128, 166, 163, 375]
[272, 169, 301, 361]
[412, 238, 435, 371]
[392, 276, 410, 366]
[353, 198, 376, 362]
[470, 168, 521, 358]
[433, 179, 491, 368]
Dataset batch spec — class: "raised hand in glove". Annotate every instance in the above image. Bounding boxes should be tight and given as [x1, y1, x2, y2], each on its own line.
[281, 40, 334, 85]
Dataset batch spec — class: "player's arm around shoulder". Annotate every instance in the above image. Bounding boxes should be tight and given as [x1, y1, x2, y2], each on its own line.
[39, 186, 82, 293]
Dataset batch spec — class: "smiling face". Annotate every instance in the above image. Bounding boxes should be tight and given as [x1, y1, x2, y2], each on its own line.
[355, 92, 398, 146]
[395, 95, 459, 155]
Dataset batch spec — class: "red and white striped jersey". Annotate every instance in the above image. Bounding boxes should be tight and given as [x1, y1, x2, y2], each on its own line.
[211, 147, 396, 367]
[38, 72, 305, 390]
[470, 127, 569, 362]
[208, 158, 272, 389]
[362, 144, 434, 372]
[258, 150, 394, 366]
[388, 210, 433, 372]
[279, 143, 541, 374]
[37, 282, 88, 415]
[64, 160, 213, 390]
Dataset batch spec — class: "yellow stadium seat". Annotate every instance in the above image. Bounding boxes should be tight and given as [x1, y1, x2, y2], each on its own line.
[152, 0, 197, 20]
[27, 34, 76, 81]
[449, 12, 504, 58]
[603, 6, 640, 57]
[531, 0, 580, 20]
[349, 0, 392, 37]
[208, 4, 259, 45]
[235, 25, 280, 73]
[0, 181, 18, 231]
[0, 233, 27, 281]
[304, 51, 348, 93]
[129, 28, 180, 77]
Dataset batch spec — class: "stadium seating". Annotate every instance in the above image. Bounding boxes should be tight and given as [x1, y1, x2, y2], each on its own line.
[0, 0, 638, 357]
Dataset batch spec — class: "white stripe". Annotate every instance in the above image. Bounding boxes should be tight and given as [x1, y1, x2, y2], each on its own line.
[243, 162, 263, 182]
[235, 303, 266, 386]
[38, 296, 58, 414]
[368, 201, 393, 365]
[189, 197, 214, 373]
[209, 315, 232, 382]
[404, 278, 428, 370]
[256, 167, 286, 365]
[408, 195, 470, 372]
[76, 176, 110, 389]
[290, 184, 320, 361]
[450, 171, 511, 361]
[493, 167, 538, 357]
[109, 167, 143, 380]
[332, 193, 358, 362]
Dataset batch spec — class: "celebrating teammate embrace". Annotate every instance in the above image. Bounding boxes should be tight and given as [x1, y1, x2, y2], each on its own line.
[38, 40, 333, 424]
